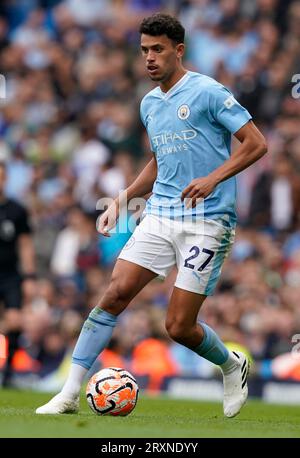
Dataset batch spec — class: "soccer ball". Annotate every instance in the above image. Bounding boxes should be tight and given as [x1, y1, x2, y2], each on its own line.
[86, 367, 139, 416]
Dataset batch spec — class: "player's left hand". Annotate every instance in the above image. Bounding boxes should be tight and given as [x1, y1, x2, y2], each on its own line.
[181, 176, 217, 208]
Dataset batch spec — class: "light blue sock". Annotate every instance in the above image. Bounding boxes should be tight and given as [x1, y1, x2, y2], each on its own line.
[72, 307, 117, 370]
[193, 322, 229, 365]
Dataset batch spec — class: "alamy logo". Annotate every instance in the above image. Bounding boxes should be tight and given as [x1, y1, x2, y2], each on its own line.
[292, 334, 300, 359]
[224, 95, 236, 109]
[177, 104, 190, 120]
[291, 74, 300, 99]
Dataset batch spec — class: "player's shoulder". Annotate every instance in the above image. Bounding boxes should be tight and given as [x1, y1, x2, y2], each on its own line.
[140, 87, 161, 125]
[140, 86, 161, 110]
[4, 198, 28, 217]
[187, 71, 226, 94]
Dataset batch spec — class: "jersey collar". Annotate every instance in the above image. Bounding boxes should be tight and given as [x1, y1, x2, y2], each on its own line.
[158, 71, 190, 100]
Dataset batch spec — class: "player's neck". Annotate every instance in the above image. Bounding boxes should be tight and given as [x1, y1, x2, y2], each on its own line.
[159, 68, 188, 93]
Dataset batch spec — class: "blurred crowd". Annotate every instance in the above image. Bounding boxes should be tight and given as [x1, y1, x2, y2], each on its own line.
[0, 0, 300, 391]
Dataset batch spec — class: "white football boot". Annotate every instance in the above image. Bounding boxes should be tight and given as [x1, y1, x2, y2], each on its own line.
[36, 393, 79, 414]
[223, 351, 250, 418]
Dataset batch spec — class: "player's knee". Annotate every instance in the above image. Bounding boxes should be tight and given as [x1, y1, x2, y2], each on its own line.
[166, 320, 189, 343]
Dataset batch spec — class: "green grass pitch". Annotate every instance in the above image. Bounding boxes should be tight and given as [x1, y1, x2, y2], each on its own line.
[0, 389, 299, 438]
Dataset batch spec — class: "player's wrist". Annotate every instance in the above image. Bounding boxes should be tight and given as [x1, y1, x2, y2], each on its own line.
[208, 171, 222, 186]
[113, 198, 120, 208]
[115, 190, 129, 209]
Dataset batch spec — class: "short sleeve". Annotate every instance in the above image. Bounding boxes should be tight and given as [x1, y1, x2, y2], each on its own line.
[208, 84, 252, 134]
[17, 206, 31, 235]
[140, 98, 147, 128]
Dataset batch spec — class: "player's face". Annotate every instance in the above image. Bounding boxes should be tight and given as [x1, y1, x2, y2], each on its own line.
[141, 34, 184, 83]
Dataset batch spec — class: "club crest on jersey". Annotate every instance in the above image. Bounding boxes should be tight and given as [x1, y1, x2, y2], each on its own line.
[177, 104, 190, 120]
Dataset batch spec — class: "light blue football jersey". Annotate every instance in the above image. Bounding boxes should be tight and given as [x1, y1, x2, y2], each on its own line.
[140, 71, 252, 227]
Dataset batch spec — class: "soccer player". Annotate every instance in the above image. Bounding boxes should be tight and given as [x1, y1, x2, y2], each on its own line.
[0, 162, 36, 387]
[36, 13, 267, 416]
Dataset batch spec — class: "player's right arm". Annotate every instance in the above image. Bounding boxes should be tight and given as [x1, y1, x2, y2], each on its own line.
[98, 156, 157, 237]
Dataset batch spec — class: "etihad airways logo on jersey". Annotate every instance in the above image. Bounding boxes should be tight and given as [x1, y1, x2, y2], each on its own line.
[152, 129, 197, 147]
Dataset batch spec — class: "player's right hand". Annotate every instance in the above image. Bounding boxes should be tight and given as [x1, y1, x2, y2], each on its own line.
[97, 201, 120, 237]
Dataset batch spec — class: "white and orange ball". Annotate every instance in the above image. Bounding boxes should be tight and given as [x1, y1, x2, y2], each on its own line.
[86, 367, 139, 416]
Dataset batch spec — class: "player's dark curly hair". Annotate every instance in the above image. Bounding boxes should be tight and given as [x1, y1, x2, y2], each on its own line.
[139, 13, 185, 44]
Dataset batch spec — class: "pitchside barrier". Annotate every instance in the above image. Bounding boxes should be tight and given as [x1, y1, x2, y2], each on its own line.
[157, 376, 300, 405]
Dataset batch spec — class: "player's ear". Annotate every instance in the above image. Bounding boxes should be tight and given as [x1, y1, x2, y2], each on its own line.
[176, 43, 185, 58]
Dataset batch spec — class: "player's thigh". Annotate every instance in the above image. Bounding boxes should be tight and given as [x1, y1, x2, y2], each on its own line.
[1, 274, 22, 310]
[174, 222, 234, 296]
[118, 215, 176, 281]
[101, 216, 175, 314]
[97, 258, 158, 314]
[109, 258, 158, 300]
[0, 275, 23, 330]
[166, 287, 206, 331]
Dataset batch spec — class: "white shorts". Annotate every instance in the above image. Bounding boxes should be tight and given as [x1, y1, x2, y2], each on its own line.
[118, 214, 235, 296]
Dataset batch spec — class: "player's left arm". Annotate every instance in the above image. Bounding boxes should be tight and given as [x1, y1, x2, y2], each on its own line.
[18, 234, 36, 277]
[17, 206, 37, 288]
[181, 120, 267, 208]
